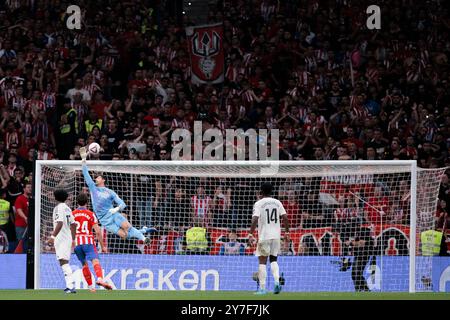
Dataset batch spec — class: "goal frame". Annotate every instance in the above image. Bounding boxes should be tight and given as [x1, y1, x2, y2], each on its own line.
[33, 160, 418, 292]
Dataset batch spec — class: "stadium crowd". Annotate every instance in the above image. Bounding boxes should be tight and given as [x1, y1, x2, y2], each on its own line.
[0, 0, 450, 253]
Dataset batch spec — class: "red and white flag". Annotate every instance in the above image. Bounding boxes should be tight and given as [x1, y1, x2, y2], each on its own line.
[186, 23, 224, 85]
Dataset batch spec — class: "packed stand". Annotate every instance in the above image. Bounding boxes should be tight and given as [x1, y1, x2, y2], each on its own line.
[0, 0, 449, 254]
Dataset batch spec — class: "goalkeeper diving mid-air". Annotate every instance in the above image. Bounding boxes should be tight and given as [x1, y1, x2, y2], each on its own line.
[79, 147, 154, 243]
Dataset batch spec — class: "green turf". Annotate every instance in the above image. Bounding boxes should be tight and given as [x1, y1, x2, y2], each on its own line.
[0, 290, 449, 300]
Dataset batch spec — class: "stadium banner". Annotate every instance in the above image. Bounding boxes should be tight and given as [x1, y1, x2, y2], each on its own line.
[0, 254, 26, 289]
[186, 23, 224, 85]
[140, 225, 412, 257]
[39, 254, 450, 292]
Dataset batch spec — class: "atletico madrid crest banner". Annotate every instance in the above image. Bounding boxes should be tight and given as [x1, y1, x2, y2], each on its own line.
[186, 23, 224, 85]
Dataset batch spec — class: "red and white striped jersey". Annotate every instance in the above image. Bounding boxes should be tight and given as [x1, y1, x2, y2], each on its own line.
[171, 118, 190, 130]
[334, 207, 359, 220]
[365, 68, 379, 83]
[72, 207, 98, 246]
[83, 83, 101, 97]
[42, 92, 56, 110]
[101, 56, 115, 70]
[292, 70, 309, 87]
[191, 195, 211, 218]
[10, 96, 27, 112]
[25, 99, 46, 113]
[225, 66, 246, 82]
[315, 49, 328, 62]
[3, 88, 15, 102]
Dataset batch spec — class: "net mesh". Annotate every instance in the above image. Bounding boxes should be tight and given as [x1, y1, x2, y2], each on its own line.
[36, 162, 446, 292]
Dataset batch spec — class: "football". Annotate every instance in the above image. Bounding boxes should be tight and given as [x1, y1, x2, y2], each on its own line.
[88, 142, 101, 155]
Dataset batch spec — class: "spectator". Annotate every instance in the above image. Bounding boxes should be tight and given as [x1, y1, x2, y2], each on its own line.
[184, 217, 211, 255]
[168, 187, 190, 228]
[84, 110, 103, 136]
[211, 185, 232, 228]
[191, 185, 212, 227]
[0, 229, 8, 254]
[0, 188, 12, 246]
[282, 190, 303, 228]
[364, 185, 389, 224]
[103, 118, 123, 153]
[279, 236, 295, 256]
[219, 230, 245, 255]
[14, 182, 31, 243]
[66, 78, 91, 103]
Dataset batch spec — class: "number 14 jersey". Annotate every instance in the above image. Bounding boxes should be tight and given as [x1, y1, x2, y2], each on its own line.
[252, 197, 287, 241]
[52, 203, 75, 244]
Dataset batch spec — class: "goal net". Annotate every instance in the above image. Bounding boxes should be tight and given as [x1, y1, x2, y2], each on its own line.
[34, 160, 446, 292]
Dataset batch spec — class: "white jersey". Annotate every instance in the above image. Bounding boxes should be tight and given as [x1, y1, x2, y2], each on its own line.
[252, 197, 286, 241]
[52, 203, 75, 245]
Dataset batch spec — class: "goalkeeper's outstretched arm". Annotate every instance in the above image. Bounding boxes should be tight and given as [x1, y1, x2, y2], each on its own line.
[80, 147, 95, 189]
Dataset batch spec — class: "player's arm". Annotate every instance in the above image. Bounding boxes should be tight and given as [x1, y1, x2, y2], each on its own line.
[249, 203, 259, 241]
[16, 208, 27, 224]
[249, 216, 258, 236]
[81, 163, 96, 189]
[70, 222, 76, 242]
[280, 203, 290, 241]
[48, 220, 63, 245]
[109, 190, 126, 214]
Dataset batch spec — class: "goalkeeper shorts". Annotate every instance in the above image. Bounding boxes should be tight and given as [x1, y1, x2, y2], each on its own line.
[101, 213, 127, 235]
[256, 239, 280, 257]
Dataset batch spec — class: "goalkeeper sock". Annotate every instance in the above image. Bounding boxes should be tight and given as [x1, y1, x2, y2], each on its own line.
[270, 261, 280, 284]
[61, 263, 74, 289]
[82, 264, 93, 286]
[93, 263, 103, 279]
[258, 264, 267, 290]
[127, 227, 146, 241]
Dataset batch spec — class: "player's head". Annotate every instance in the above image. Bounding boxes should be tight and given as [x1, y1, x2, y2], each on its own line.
[261, 182, 273, 197]
[77, 193, 89, 207]
[228, 230, 237, 242]
[95, 174, 105, 187]
[54, 189, 69, 203]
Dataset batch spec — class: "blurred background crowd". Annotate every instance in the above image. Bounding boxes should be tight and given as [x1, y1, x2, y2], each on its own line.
[0, 0, 449, 253]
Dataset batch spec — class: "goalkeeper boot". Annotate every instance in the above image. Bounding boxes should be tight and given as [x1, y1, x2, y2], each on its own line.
[273, 282, 282, 294]
[140, 226, 158, 234]
[88, 285, 96, 293]
[254, 288, 268, 295]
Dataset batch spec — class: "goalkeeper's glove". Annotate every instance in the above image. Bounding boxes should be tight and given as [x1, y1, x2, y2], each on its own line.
[108, 207, 121, 215]
[80, 146, 87, 162]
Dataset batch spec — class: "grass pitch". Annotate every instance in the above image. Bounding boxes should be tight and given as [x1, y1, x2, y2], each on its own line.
[0, 290, 449, 300]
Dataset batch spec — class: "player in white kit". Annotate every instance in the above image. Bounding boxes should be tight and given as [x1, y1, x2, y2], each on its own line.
[48, 189, 77, 293]
[249, 182, 290, 295]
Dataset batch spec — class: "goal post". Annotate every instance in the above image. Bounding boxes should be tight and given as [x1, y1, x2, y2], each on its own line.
[33, 160, 446, 292]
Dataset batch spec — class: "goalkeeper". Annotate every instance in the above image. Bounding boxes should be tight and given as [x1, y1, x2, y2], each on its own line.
[80, 147, 152, 244]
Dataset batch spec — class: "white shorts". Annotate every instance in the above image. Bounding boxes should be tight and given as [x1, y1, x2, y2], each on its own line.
[255, 239, 280, 257]
[55, 240, 72, 261]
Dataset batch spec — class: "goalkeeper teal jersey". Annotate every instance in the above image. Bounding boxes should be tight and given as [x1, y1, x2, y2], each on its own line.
[82, 164, 126, 221]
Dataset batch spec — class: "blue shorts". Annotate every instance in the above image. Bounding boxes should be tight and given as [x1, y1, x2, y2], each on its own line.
[100, 213, 127, 235]
[74, 244, 99, 265]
